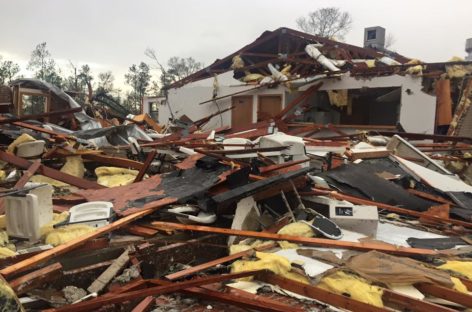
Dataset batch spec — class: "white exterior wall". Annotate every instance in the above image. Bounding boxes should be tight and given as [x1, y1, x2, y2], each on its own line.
[162, 72, 437, 134]
[316, 73, 436, 134]
[160, 72, 285, 130]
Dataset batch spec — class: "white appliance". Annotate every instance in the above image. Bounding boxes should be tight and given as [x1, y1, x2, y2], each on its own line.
[303, 196, 379, 237]
[5, 183, 53, 241]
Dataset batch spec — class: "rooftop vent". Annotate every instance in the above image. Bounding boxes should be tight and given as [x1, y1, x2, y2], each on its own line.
[466, 38, 472, 61]
[364, 26, 386, 50]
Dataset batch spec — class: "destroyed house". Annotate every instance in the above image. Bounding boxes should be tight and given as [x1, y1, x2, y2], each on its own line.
[146, 27, 470, 135]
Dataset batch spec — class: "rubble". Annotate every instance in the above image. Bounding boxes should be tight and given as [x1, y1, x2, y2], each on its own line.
[0, 28, 471, 312]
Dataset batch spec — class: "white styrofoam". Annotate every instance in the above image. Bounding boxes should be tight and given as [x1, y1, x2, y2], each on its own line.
[5, 183, 53, 241]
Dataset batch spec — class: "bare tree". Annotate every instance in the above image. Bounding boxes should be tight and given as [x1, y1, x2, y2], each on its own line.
[384, 33, 396, 50]
[145, 48, 203, 91]
[296, 7, 352, 40]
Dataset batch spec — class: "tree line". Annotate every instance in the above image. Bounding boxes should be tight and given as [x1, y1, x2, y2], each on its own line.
[0, 43, 203, 113]
[1, 7, 392, 114]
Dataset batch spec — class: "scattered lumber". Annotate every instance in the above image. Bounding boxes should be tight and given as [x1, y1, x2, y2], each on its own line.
[49, 270, 263, 312]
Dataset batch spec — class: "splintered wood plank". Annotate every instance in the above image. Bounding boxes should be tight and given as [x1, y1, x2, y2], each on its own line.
[134, 150, 156, 182]
[87, 249, 130, 294]
[82, 153, 144, 171]
[14, 159, 41, 189]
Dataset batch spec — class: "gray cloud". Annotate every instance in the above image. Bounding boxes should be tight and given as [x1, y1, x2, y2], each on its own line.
[1, 0, 471, 88]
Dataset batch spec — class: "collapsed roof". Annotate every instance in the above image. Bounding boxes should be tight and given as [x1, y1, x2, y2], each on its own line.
[168, 27, 411, 88]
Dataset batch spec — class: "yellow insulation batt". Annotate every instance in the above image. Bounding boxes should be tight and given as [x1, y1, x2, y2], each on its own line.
[365, 60, 376, 68]
[60, 156, 85, 178]
[45, 224, 96, 246]
[229, 240, 274, 255]
[95, 166, 139, 187]
[40, 212, 70, 237]
[327, 90, 348, 108]
[242, 73, 265, 83]
[0, 230, 8, 247]
[0, 274, 24, 311]
[30, 156, 85, 187]
[277, 221, 314, 249]
[231, 251, 309, 284]
[438, 261, 472, 279]
[0, 170, 5, 182]
[451, 277, 468, 293]
[7, 133, 36, 154]
[317, 271, 384, 308]
[0, 247, 15, 259]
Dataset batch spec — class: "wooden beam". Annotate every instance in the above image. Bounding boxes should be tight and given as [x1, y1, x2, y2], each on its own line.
[415, 283, 472, 308]
[14, 159, 41, 189]
[10, 121, 78, 141]
[49, 270, 262, 312]
[197, 146, 289, 155]
[130, 296, 154, 312]
[8, 262, 62, 295]
[259, 158, 309, 174]
[257, 271, 389, 312]
[150, 222, 437, 256]
[382, 289, 455, 312]
[0, 107, 82, 124]
[0, 151, 104, 190]
[274, 82, 322, 120]
[407, 189, 455, 205]
[134, 150, 156, 183]
[82, 153, 144, 171]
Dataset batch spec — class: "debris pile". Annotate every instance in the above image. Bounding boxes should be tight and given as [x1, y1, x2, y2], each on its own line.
[0, 31, 472, 312]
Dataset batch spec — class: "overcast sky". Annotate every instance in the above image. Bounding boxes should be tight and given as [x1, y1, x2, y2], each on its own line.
[1, 0, 471, 89]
